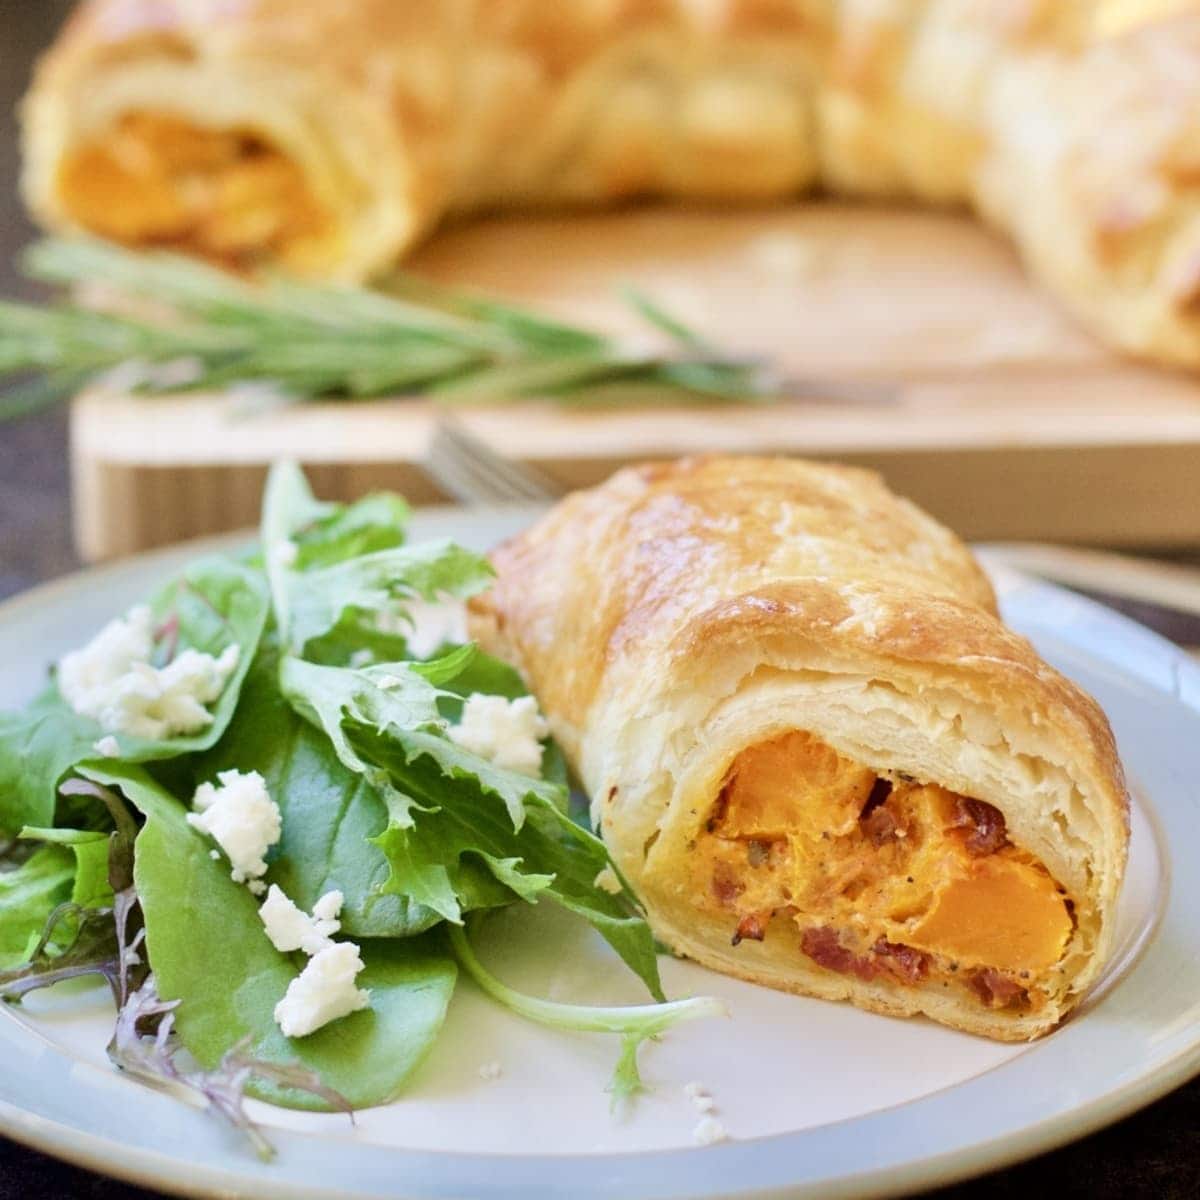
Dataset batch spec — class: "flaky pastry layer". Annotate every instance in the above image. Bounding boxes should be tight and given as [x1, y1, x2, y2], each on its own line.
[22, 0, 1200, 364]
[469, 456, 1130, 1040]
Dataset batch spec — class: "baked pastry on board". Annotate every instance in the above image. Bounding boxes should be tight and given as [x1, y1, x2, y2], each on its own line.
[22, 0, 1200, 367]
[469, 457, 1130, 1040]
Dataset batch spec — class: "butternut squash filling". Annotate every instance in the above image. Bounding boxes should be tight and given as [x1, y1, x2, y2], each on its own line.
[57, 113, 331, 267]
[692, 731, 1075, 1012]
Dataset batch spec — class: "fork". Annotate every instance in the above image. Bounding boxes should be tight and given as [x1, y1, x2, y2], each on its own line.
[425, 416, 562, 505]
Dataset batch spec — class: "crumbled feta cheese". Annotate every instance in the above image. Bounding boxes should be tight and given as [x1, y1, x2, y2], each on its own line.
[448, 693, 549, 777]
[209, 849, 221, 861]
[272, 539, 298, 567]
[593, 866, 622, 895]
[273, 942, 370, 1038]
[59, 606, 154, 709]
[478, 1061, 503, 1081]
[92, 735, 120, 758]
[57, 605, 240, 739]
[398, 597, 467, 659]
[348, 649, 375, 669]
[691, 1116, 728, 1146]
[188, 769, 281, 888]
[684, 1081, 717, 1114]
[259, 885, 343, 955]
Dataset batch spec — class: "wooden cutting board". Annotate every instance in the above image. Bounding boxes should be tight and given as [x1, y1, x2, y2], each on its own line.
[71, 203, 1200, 561]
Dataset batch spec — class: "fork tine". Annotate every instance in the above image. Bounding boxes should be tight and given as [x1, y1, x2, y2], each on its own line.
[431, 423, 551, 503]
[426, 417, 560, 505]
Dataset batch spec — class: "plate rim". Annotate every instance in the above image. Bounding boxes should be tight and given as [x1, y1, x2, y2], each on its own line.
[0, 520, 1197, 1200]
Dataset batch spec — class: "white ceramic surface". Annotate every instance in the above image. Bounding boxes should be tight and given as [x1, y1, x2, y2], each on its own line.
[0, 512, 1195, 1200]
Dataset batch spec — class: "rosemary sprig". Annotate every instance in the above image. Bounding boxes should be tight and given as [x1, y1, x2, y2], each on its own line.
[0, 238, 781, 419]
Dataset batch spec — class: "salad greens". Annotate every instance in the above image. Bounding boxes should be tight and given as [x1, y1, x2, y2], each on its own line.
[449, 920, 724, 1108]
[0, 556, 268, 834]
[0, 845, 78, 969]
[90, 762, 458, 1111]
[0, 462, 718, 1157]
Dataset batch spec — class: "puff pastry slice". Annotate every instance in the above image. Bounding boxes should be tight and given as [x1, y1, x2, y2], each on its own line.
[468, 457, 1130, 1041]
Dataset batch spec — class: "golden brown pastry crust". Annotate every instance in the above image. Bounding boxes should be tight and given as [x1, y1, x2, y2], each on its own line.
[469, 456, 1130, 1041]
[23, 0, 1200, 365]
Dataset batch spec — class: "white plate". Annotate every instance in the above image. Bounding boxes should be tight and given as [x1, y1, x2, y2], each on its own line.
[0, 510, 1196, 1200]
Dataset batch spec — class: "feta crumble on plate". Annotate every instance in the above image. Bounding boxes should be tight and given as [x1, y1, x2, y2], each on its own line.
[387, 596, 467, 660]
[187, 769, 281, 891]
[57, 604, 240, 739]
[259, 886, 343, 956]
[448, 693, 549, 777]
[691, 1115, 729, 1146]
[478, 1061, 503, 1081]
[92, 735, 120, 758]
[273, 942, 370, 1038]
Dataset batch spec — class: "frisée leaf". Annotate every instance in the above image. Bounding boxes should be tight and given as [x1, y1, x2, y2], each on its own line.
[448, 919, 725, 1108]
[190, 637, 509, 937]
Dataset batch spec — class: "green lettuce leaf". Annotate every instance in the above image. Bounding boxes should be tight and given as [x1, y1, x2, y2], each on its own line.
[80, 762, 457, 1110]
[291, 492, 411, 567]
[277, 655, 519, 923]
[449, 920, 724, 1108]
[278, 655, 444, 821]
[0, 556, 269, 835]
[19, 825, 113, 910]
[263, 463, 664, 998]
[262, 461, 491, 658]
[191, 638, 508, 938]
[430, 645, 570, 793]
[0, 845, 75, 969]
[351, 722, 664, 1000]
[287, 541, 491, 658]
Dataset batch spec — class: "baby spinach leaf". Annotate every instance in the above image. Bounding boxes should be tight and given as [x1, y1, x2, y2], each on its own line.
[0, 556, 269, 835]
[81, 762, 458, 1110]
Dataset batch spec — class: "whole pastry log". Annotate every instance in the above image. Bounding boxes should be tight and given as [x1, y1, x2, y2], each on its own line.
[467, 457, 1130, 1040]
[21, 0, 1200, 366]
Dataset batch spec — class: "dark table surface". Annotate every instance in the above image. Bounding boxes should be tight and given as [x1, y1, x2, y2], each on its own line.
[2, 5, 1200, 1199]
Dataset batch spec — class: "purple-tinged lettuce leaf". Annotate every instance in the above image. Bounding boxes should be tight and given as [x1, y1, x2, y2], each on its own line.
[110, 977, 352, 1161]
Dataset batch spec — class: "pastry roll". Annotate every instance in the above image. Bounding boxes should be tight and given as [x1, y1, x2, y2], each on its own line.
[22, 0, 1200, 367]
[469, 458, 1129, 1040]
